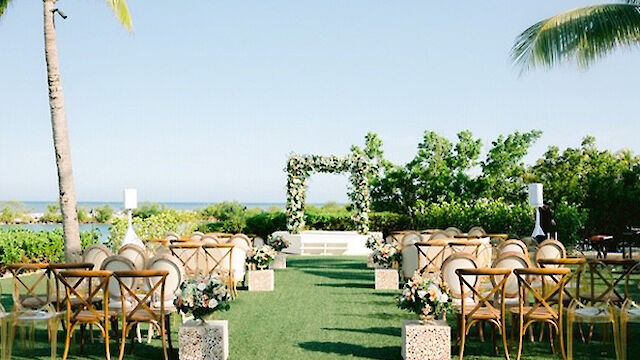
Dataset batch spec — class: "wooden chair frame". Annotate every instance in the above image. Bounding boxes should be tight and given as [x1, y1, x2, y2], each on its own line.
[457, 268, 512, 360]
[513, 267, 570, 360]
[169, 243, 201, 277]
[415, 241, 449, 275]
[58, 270, 112, 360]
[201, 243, 236, 297]
[114, 270, 169, 360]
[585, 259, 638, 304]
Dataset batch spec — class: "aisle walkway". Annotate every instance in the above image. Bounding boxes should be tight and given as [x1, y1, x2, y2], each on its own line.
[224, 256, 405, 359]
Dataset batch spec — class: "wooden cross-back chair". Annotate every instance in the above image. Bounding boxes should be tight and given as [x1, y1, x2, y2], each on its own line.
[415, 240, 449, 276]
[48, 263, 95, 313]
[58, 269, 112, 360]
[168, 243, 201, 278]
[457, 268, 512, 360]
[201, 243, 236, 297]
[114, 270, 169, 360]
[512, 267, 570, 360]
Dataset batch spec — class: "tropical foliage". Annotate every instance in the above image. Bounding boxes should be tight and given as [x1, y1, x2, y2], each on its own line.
[0, 227, 100, 265]
[267, 234, 289, 252]
[512, 1, 640, 69]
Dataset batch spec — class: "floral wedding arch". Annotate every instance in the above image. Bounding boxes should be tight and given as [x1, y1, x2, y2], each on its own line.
[286, 153, 371, 234]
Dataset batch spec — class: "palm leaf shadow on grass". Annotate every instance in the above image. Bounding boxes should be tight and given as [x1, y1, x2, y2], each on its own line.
[298, 341, 401, 360]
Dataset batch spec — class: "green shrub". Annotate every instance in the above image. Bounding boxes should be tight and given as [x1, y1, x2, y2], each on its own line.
[77, 207, 91, 223]
[369, 212, 413, 235]
[243, 211, 287, 238]
[552, 201, 588, 247]
[41, 204, 62, 223]
[133, 202, 167, 220]
[415, 199, 534, 238]
[199, 202, 246, 233]
[0, 201, 33, 224]
[94, 205, 114, 223]
[0, 227, 100, 264]
[108, 210, 198, 250]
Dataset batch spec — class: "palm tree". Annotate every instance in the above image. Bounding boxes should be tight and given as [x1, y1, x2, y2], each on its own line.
[512, 1, 640, 70]
[0, 0, 132, 261]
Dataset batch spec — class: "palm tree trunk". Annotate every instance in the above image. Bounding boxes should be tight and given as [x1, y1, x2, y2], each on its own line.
[43, 0, 81, 262]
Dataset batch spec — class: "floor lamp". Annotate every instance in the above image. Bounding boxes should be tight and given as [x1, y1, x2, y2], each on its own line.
[121, 188, 144, 248]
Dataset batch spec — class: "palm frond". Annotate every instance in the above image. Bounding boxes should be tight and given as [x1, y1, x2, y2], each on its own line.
[512, 4, 640, 70]
[0, 0, 12, 20]
[106, 0, 133, 32]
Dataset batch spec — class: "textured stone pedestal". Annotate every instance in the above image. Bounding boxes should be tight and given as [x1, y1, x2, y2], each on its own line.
[248, 269, 274, 291]
[270, 253, 287, 269]
[366, 253, 375, 268]
[375, 268, 399, 290]
[402, 320, 450, 360]
[179, 319, 228, 360]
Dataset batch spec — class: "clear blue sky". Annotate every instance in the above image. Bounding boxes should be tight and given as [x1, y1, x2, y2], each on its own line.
[1, 0, 638, 204]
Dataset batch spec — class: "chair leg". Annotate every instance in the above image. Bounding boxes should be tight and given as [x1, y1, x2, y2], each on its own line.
[48, 317, 59, 360]
[166, 314, 174, 355]
[611, 320, 621, 360]
[567, 318, 574, 360]
[516, 319, 525, 360]
[549, 323, 556, 354]
[62, 322, 72, 360]
[501, 322, 510, 360]
[492, 323, 498, 355]
[459, 321, 467, 360]
[620, 317, 627, 360]
[80, 324, 85, 354]
[558, 320, 567, 360]
[118, 323, 127, 360]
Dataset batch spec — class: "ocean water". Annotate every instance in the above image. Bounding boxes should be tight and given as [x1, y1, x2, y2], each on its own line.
[18, 201, 285, 213]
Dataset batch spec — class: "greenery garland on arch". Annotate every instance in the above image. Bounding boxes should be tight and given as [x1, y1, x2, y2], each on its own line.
[286, 154, 371, 234]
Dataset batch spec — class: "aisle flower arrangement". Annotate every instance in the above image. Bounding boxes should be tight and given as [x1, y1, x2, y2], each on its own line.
[365, 234, 382, 250]
[267, 234, 290, 252]
[247, 245, 277, 270]
[174, 274, 231, 321]
[397, 273, 452, 320]
[372, 242, 401, 268]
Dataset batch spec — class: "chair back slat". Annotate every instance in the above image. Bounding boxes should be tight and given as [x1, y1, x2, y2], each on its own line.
[6, 263, 52, 311]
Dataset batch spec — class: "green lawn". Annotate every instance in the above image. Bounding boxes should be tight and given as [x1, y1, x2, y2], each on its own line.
[1, 256, 632, 359]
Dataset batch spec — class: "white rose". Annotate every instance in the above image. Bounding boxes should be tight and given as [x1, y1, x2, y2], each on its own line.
[197, 283, 206, 291]
[417, 290, 427, 299]
[208, 299, 219, 308]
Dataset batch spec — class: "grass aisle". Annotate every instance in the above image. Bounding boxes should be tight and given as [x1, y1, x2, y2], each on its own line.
[226, 256, 405, 359]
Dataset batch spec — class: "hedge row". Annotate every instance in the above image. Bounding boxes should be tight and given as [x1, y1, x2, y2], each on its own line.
[0, 228, 101, 264]
[233, 199, 585, 246]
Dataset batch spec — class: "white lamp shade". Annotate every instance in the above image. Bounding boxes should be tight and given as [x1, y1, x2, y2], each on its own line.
[528, 183, 543, 207]
[124, 188, 138, 210]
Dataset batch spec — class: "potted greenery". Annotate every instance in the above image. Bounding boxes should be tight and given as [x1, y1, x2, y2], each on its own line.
[267, 234, 290, 269]
[176, 274, 232, 360]
[247, 245, 277, 291]
[397, 273, 453, 360]
[372, 241, 401, 290]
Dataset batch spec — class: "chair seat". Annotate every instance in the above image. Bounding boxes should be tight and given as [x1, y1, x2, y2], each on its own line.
[73, 310, 104, 322]
[570, 306, 614, 322]
[581, 293, 622, 303]
[15, 310, 59, 321]
[452, 297, 476, 308]
[463, 306, 500, 320]
[21, 296, 51, 309]
[129, 309, 161, 322]
[627, 308, 640, 318]
[508, 306, 556, 319]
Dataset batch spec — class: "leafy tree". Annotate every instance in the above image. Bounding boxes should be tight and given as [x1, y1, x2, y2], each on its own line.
[133, 202, 167, 220]
[476, 130, 542, 203]
[0, 0, 133, 261]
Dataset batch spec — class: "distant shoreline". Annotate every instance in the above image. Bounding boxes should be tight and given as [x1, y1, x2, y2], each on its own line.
[12, 201, 289, 213]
